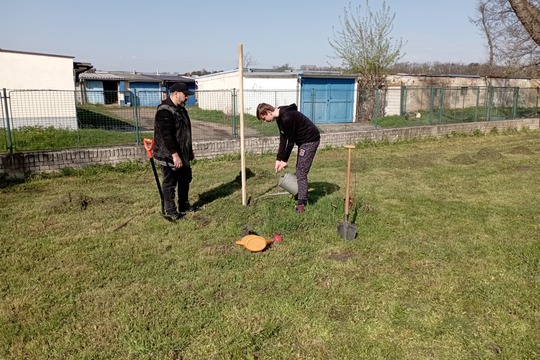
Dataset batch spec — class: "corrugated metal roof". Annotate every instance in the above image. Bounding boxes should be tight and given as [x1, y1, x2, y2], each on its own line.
[146, 74, 195, 83]
[79, 71, 159, 82]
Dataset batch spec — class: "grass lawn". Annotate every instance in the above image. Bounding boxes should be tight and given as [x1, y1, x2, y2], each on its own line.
[1, 130, 539, 359]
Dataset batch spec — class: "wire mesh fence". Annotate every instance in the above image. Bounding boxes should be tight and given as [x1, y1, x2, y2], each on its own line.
[372, 86, 539, 127]
[1, 86, 538, 153]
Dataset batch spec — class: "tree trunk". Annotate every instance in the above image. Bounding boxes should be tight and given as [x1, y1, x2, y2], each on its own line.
[508, 0, 540, 45]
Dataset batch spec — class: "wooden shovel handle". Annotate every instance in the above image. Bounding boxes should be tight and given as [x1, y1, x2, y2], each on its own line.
[344, 145, 354, 217]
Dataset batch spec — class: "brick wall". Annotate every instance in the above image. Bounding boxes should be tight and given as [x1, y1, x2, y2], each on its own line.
[1, 118, 538, 180]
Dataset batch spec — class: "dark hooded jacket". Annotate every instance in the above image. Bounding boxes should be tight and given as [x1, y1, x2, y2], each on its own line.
[276, 103, 320, 162]
[153, 97, 193, 166]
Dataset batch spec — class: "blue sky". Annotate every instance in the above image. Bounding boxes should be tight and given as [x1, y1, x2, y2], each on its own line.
[1, 0, 486, 73]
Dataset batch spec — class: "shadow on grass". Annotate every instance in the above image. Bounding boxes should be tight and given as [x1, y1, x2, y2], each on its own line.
[77, 107, 135, 131]
[308, 181, 340, 205]
[0, 176, 26, 189]
[193, 168, 255, 209]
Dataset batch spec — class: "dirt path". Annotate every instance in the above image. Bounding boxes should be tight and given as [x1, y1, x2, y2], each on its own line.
[117, 107, 261, 141]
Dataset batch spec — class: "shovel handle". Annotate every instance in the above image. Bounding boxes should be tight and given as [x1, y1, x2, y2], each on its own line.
[344, 145, 354, 216]
[143, 138, 154, 159]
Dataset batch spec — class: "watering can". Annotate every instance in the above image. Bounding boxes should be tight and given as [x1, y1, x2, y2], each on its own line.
[235, 234, 282, 252]
[277, 172, 298, 196]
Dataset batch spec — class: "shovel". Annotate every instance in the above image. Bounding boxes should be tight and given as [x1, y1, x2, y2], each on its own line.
[337, 144, 357, 240]
[143, 138, 165, 215]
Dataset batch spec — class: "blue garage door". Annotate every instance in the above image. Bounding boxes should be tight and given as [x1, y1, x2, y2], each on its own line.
[300, 78, 355, 123]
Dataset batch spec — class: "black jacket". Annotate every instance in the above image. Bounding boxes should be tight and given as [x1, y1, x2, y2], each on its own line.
[153, 98, 193, 166]
[276, 104, 320, 162]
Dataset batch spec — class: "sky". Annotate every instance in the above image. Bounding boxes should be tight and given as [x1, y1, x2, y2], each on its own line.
[1, 0, 487, 74]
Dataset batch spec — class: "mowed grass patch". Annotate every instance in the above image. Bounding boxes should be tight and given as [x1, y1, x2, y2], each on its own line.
[1, 130, 539, 359]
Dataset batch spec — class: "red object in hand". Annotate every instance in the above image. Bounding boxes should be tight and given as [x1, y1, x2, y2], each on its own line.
[273, 234, 283, 243]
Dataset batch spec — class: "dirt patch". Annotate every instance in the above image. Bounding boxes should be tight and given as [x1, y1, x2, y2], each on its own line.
[192, 213, 212, 228]
[449, 154, 477, 165]
[327, 250, 356, 262]
[124, 107, 261, 141]
[515, 166, 533, 172]
[48, 193, 126, 213]
[48, 192, 94, 212]
[475, 148, 504, 161]
[392, 154, 435, 169]
[508, 145, 533, 155]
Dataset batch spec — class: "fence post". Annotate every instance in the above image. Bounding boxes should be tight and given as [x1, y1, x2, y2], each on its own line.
[473, 87, 479, 122]
[487, 86, 493, 120]
[429, 87, 435, 125]
[438, 88, 444, 123]
[133, 89, 140, 144]
[373, 89, 380, 123]
[534, 87, 540, 115]
[400, 86, 407, 116]
[2, 88, 14, 153]
[232, 89, 238, 139]
[512, 87, 519, 119]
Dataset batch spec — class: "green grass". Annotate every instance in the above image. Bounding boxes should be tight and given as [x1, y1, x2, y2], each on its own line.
[0, 126, 152, 152]
[377, 106, 539, 128]
[187, 106, 279, 137]
[1, 130, 539, 359]
[0, 106, 278, 153]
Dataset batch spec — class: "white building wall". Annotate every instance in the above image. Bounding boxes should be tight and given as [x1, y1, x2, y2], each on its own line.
[195, 71, 299, 116]
[0, 50, 77, 129]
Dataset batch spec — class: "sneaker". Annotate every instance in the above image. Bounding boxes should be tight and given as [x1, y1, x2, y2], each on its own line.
[162, 211, 183, 222]
[295, 204, 305, 213]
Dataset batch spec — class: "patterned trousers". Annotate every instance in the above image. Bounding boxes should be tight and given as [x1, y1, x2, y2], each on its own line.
[295, 140, 320, 205]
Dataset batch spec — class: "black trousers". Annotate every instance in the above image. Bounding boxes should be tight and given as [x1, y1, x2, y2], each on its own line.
[161, 165, 192, 214]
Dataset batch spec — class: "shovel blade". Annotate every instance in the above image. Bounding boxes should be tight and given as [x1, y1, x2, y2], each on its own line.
[337, 221, 357, 240]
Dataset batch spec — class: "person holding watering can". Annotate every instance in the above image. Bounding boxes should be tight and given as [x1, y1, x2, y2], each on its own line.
[256, 103, 320, 213]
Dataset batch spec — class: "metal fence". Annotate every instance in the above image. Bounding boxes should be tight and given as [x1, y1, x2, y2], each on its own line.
[392, 86, 540, 125]
[1, 86, 538, 153]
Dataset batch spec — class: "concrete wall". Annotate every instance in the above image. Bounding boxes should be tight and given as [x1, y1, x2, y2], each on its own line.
[1, 118, 538, 180]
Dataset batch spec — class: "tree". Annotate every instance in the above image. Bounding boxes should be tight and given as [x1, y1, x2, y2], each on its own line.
[508, 0, 540, 45]
[471, 0, 540, 76]
[242, 52, 258, 69]
[329, 0, 405, 88]
[329, 0, 405, 122]
[469, 1, 497, 73]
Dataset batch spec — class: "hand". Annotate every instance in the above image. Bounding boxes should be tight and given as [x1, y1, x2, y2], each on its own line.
[172, 153, 182, 168]
[275, 160, 287, 173]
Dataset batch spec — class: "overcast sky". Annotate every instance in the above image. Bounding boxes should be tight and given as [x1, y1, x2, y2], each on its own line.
[1, 0, 486, 73]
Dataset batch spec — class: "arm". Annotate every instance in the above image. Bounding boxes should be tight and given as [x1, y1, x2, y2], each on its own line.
[156, 110, 183, 168]
[276, 114, 297, 162]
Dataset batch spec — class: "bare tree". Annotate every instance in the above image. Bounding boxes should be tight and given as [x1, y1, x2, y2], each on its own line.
[242, 52, 258, 69]
[329, 0, 405, 122]
[469, 1, 497, 73]
[471, 0, 540, 76]
[508, 0, 540, 45]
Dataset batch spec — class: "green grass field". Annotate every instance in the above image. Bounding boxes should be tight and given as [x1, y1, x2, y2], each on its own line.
[1, 130, 539, 359]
